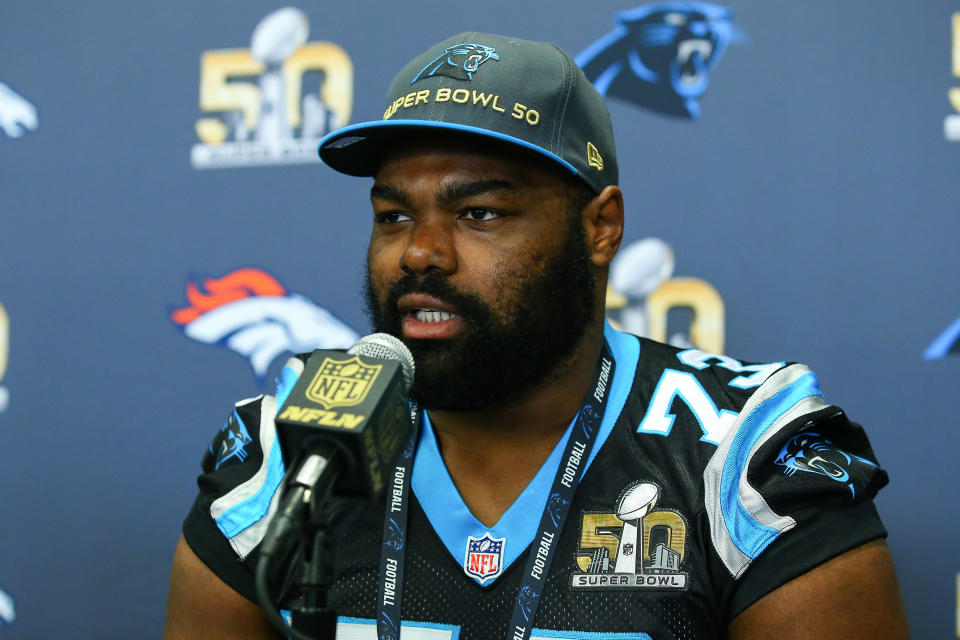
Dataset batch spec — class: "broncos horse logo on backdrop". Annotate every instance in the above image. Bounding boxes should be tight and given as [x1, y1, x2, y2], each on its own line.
[576, 2, 741, 118]
[410, 43, 500, 83]
[170, 267, 359, 383]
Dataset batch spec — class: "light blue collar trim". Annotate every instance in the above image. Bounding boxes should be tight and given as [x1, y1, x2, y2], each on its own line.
[411, 322, 640, 584]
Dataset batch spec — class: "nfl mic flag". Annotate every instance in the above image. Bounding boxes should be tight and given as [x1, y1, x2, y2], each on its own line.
[275, 338, 413, 498]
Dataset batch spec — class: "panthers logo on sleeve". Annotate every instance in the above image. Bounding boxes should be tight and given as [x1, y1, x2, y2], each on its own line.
[576, 2, 741, 119]
[410, 43, 500, 83]
[211, 411, 254, 470]
[775, 431, 879, 498]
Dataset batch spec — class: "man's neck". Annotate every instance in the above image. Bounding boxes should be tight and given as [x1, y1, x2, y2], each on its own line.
[425, 321, 606, 527]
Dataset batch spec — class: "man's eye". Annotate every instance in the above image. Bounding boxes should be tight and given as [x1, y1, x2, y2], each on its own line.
[461, 208, 499, 222]
[375, 211, 411, 224]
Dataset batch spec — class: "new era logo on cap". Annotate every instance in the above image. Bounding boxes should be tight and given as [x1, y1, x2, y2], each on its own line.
[587, 142, 603, 170]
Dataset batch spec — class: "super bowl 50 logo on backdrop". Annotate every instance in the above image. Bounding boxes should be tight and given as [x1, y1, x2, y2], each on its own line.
[191, 7, 353, 168]
[606, 237, 724, 353]
[945, 12, 960, 141]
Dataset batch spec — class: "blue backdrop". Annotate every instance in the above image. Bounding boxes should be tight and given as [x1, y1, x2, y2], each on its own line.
[1, 1, 957, 637]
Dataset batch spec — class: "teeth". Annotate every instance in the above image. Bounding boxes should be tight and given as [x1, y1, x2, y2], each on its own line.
[415, 309, 455, 323]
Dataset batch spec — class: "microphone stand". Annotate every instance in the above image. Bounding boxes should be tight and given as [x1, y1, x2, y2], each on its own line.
[257, 444, 347, 640]
[291, 487, 338, 637]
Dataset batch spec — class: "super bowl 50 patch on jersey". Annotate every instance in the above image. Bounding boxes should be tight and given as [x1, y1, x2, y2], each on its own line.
[572, 481, 688, 590]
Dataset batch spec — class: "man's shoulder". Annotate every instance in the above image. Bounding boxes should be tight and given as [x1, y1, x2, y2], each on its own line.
[603, 335, 889, 592]
[628, 336, 791, 411]
[199, 353, 311, 476]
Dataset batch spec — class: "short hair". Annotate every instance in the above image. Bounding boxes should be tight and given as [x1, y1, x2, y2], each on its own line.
[563, 174, 597, 220]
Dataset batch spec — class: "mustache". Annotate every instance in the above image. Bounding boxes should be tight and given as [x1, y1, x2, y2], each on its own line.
[385, 273, 489, 320]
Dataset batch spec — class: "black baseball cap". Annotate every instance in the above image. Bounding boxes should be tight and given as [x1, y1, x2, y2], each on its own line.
[318, 32, 618, 194]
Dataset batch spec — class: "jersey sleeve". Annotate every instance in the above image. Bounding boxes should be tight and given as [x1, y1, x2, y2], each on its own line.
[181, 356, 307, 602]
[701, 363, 889, 620]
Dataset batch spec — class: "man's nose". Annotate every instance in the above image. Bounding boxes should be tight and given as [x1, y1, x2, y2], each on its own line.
[399, 217, 458, 275]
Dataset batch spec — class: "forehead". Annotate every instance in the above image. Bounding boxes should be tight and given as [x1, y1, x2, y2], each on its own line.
[374, 134, 572, 192]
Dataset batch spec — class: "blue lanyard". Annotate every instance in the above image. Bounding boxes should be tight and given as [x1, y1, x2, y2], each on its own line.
[377, 404, 420, 640]
[377, 344, 615, 640]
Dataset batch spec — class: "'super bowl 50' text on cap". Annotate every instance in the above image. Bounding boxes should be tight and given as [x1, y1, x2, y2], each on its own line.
[318, 32, 618, 194]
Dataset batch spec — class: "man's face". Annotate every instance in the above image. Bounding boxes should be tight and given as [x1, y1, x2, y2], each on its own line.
[364, 139, 598, 412]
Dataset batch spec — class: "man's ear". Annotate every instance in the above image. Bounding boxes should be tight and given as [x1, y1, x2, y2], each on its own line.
[582, 185, 624, 268]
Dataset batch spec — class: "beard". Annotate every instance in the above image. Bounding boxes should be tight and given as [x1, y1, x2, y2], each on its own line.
[364, 218, 598, 412]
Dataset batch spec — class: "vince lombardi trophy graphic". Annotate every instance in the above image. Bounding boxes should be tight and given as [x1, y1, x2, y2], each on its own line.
[614, 482, 659, 574]
[609, 238, 674, 339]
[250, 7, 308, 145]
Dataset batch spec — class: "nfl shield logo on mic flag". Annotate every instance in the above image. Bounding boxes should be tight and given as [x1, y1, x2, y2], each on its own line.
[463, 533, 506, 584]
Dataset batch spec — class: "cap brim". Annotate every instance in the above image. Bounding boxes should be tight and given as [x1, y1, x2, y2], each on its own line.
[318, 119, 579, 178]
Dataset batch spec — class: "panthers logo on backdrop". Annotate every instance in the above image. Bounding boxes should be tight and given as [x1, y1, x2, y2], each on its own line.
[576, 2, 742, 119]
[170, 267, 359, 384]
[410, 44, 500, 83]
[924, 316, 960, 360]
[190, 7, 353, 169]
[605, 237, 724, 354]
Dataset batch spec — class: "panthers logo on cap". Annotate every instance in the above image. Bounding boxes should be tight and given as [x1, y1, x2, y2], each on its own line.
[411, 43, 500, 84]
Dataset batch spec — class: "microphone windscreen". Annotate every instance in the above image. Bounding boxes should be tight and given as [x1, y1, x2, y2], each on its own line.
[348, 333, 415, 392]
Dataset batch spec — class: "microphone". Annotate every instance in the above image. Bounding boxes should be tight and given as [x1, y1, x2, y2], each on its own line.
[260, 332, 415, 556]
[257, 335, 415, 639]
[278, 332, 415, 496]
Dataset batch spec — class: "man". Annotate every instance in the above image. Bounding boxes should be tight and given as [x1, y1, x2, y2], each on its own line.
[164, 33, 909, 639]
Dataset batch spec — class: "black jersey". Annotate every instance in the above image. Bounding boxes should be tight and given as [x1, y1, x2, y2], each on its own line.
[183, 324, 887, 639]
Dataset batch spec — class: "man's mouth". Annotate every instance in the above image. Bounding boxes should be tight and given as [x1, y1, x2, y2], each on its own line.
[413, 309, 458, 323]
[397, 294, 465, 339]
[402, 308, 463, 339]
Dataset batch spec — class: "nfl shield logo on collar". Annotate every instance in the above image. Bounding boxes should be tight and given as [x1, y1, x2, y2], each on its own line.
[463, 533, 506, 584]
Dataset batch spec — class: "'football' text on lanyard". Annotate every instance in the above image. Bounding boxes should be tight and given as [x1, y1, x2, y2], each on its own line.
[377, 344, 616, 640]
